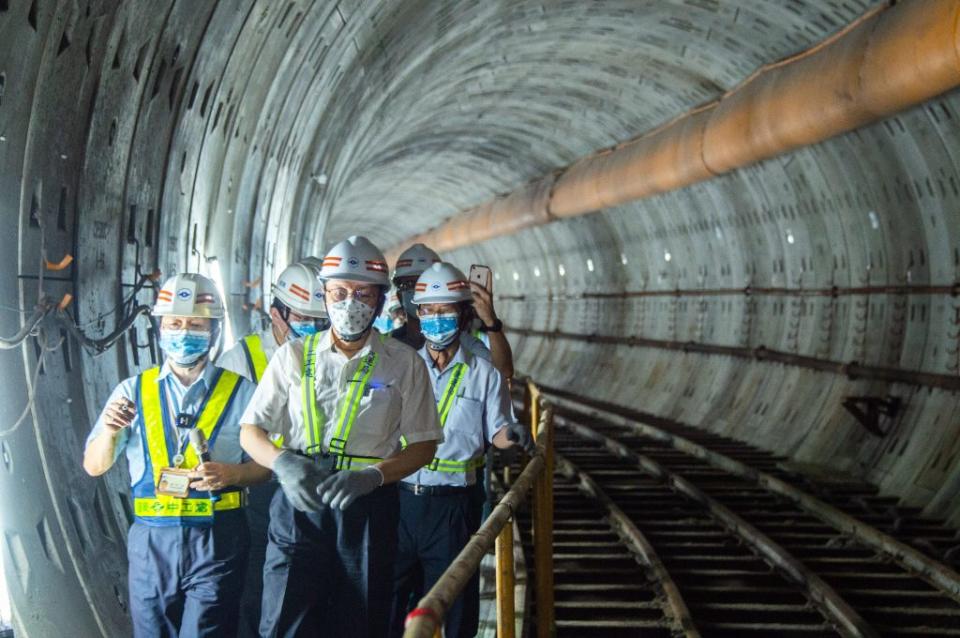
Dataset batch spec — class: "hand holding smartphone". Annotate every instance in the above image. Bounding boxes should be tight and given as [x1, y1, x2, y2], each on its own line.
[468, 264, 492, 292]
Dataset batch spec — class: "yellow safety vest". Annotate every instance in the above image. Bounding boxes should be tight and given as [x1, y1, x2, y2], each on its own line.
[239, 333, 285, 448]
[133, 366, 245, 524]
[240, 333, 268, 383]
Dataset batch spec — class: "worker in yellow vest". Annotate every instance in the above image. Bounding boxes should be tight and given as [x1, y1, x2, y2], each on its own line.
[219, 261, 329, 384]
[83, 273, 270, 637]
[217, 260, 328, 637]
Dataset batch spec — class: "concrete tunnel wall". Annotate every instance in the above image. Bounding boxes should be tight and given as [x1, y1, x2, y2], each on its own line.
[0, 0, 959, 635]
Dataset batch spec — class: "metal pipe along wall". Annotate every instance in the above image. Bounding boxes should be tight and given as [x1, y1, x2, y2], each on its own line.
[387, 0, 960, 260]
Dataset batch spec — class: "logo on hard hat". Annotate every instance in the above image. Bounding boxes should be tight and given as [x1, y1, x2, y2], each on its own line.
[431, 283, 441, 290]
[347, 257, 359, 269]
[314, 291, 323, 300]
[177, 288, 192, 300]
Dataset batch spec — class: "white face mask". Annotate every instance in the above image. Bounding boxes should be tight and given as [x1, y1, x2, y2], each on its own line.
[327, 298, 376, 341]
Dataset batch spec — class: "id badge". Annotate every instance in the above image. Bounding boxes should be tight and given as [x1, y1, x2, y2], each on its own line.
[156, 467, 192, 498]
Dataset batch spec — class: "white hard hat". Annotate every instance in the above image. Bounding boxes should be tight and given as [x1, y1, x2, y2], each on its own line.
[319, 235, 389, 286]
[153, 273, 225, 318]
[413, 262, 472, 305]
[272, 262, 327, 318]
[393, 243, 441, 279]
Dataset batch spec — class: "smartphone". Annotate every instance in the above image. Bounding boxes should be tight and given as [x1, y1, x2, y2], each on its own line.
[469, 264, 492, 291]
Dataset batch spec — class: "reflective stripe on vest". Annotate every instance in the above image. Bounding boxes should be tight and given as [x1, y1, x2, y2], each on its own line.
[240, 334, 268, 384]
[424, 362, 485, 474]
[134, 490, 245, 517]
[301, 334, 380, 469]
[137, 366, 243, 523]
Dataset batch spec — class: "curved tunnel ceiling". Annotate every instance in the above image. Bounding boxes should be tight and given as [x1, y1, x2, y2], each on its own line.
[2, 0, 960, 635]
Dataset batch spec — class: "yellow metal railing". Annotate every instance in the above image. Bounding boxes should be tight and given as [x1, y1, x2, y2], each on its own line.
[403, 380, 554, 638]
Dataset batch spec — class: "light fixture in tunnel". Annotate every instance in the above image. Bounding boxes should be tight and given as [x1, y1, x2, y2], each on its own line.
[715, 226, 724, 240]
[664, 251, 672, 263]
[203, 257, 235, 349]
[512, 271, 519, 281]
[311, 173, 328, 186]
[587, 259, 595, 272]
[621, 253, 628, 266]
[786, 230, 795, 245]
[533, 267, 541, 277]
[868, 210, 880, 229]
[558, 264, 566, 277]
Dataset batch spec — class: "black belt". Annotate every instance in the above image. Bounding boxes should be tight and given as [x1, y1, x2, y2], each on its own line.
[398, 482, 476, 496]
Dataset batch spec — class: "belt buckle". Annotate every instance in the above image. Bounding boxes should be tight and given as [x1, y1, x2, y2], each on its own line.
[413, 484, 425, 496]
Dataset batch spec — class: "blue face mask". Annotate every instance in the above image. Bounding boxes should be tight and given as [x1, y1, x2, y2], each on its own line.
[289, 320, 321, 338]
[373, 315, 394, 334]
[159, 329, 211, 366]
[420, 312, 460, 349]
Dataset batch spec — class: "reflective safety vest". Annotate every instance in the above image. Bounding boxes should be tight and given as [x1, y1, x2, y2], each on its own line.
[301, 332, 381, 471]
[402, 362, 486, 474]
[240, 333, 284, 448]
[240, 333, 268, 383]
[425, 362, 485, 473]
[133, 366, 245, 526]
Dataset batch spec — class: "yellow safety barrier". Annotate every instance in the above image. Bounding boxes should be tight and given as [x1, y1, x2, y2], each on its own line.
[403, 379, 554, 638]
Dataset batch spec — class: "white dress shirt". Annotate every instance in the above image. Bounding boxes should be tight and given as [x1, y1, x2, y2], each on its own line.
[240, 330, 442, 458]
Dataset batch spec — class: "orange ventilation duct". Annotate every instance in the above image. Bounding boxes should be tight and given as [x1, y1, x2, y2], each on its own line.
[386, 0, 960, 261]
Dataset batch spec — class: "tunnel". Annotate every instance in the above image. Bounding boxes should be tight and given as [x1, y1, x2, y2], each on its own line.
[2, 0, 960, 636]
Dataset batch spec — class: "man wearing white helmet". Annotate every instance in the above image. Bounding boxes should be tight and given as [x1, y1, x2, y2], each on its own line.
[391, 243, 515, 378]
[388, 262, 532, 638]
[219, 261, 330, 384]
[82, 273, 270, 637]
[217, 260, 328, 637]
[239, 236, 442, 638]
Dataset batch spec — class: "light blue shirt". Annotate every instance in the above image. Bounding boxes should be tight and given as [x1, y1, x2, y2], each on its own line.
[85, 360, 256, 486]
[404, 344, 511, 487]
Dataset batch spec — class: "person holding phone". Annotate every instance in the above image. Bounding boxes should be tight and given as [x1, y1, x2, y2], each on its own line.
[388, 262, 531, 638]
[82, 273, 270, 638]
[391, 244, 514, 378]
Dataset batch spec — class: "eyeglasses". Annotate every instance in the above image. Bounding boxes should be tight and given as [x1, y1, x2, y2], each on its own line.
[326, 287, 380, 303]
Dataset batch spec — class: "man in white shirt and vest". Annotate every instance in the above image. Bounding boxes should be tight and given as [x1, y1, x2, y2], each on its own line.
[218, 260, 328, 637]
[388, 262, 532, 638]
[83, 273, 270, 637]
[239, 236, 442, 638]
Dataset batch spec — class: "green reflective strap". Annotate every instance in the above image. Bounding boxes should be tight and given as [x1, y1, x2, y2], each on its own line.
[301, 334, 324, 454]
[334, 455, 382, 471]
[329, 352, 379, 455]
[427, 456, 486, 473]
[437, 363, 466, 427]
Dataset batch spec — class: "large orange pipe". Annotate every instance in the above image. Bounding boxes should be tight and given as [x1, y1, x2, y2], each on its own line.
[386, 0, 960, 260]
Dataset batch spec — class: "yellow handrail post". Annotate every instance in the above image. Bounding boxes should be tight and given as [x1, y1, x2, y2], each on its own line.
[532, 401, 555, 638]
[496, 520, 516, 638]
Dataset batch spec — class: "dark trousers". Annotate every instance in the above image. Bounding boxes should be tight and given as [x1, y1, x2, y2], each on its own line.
[260, 483, 400, 638]
[239, 481, 278, 638]
[389, 484, 484, 638]
[127, 511, 250, 638]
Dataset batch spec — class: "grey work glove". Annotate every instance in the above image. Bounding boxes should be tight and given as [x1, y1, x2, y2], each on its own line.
[273, 451, 328, 512]
[317, 467, 384, 511]
[507, 421, 536, 455]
